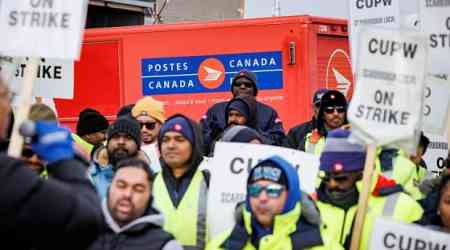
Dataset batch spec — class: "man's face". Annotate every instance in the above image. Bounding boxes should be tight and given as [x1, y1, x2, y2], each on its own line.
[323, 171, 362, 193]
[107, 132, 139, 166]
[227, 109, 247, 127]
[248, 180, 287, 229]
[439, 182, 450, 232]
[84, 131, 106, 146]
[161, 131, 192, 169]
[232, 78, 255, 97]
[322, 106, 346, 129]
[108, 167, 151, 226]
[136, 116, 161, 145]
[0, 81, 11, 140]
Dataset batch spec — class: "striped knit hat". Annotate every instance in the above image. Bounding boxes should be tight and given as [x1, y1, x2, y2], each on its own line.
[319, 129, 366, 173]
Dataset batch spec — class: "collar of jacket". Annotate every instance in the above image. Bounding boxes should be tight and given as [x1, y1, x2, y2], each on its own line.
[102, 198, 165, 234]
[221, 203, 323, 249]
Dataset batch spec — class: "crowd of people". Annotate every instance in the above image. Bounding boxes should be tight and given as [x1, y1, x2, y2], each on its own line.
[0, 69, 449, 250]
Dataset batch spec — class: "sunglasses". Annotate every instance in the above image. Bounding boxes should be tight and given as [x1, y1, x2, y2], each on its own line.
[324, 106, 346, 114]
[140, 122, 157, 130]
[234, 81, 253, 88]
[322, 174, 350, 183]
[248, 183, 285, 198]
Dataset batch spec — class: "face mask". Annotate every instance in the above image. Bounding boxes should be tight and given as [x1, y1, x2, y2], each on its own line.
[325, 185, 359, 210]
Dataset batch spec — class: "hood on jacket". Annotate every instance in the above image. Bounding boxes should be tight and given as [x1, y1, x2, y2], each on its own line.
[316, 90, 348, 136]
[102, 198, 165, 234]
[158, 114, 204, 174]
[245, 155, 301, 214]
[225, 96, 258, 129]
[220, 125, 265, 144]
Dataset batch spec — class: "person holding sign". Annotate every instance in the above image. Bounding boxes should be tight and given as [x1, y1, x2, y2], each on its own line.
[153, 114, 209, 250]
[314, 129, 424, 249]
[206, 156, 343, 250]
[304, 90, 348, 155]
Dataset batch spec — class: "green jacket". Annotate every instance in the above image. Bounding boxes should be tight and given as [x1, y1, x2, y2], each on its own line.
[316, 173, 424, 250]
[206, 203, 343, 250]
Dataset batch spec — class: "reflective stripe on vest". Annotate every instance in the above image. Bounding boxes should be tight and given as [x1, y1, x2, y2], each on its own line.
[382, 193, 400, 217]
[153, 170, 208, 249]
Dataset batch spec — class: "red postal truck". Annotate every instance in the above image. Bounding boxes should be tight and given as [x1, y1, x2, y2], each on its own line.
[54, 15, 353, 131]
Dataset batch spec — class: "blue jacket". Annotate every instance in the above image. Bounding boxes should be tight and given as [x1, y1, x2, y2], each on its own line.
[89, 162, 114, 200]
[201, 101, 285, 154]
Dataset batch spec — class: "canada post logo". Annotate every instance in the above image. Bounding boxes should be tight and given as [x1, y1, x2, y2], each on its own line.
[141, 51, 283, 95]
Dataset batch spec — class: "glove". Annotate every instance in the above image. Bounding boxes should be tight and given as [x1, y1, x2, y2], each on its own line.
[31, 121, 74, 164]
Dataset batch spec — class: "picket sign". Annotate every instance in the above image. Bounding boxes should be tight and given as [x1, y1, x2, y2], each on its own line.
[206, 142, 319, 238]
[347, 27, 429, 250]
[420, 0, 450, 76]
[0, 0, 88, 157]
[349, 0, 400, 73]
[423, 75, 450, 135]
[370, 217, 449, 250]
[0, 57, 74, 99]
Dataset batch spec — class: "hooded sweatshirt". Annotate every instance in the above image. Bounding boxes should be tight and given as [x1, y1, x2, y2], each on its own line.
[157, 114, 206, 207]
[225, 96, 258, 129]
[88, 199, 182, 250]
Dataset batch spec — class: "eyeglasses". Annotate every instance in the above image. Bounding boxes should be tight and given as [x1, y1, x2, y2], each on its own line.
[140, 122, 157, 130]
[321, 174, 350, 183]
[324, 106, 346, 114]
[248, 183, 285, 198]
[234, 81, 253, 88]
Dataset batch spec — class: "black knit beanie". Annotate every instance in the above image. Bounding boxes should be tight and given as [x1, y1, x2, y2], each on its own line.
[76, 108, 109, 136]
[107, 117, 141, 148]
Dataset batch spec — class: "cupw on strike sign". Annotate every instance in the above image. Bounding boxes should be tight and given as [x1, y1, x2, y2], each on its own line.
[0, 0, 88, 59]
[348, 28, 428, 146]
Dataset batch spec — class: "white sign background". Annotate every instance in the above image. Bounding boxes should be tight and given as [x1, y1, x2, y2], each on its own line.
[0, 0, 88, 59]
[420, 1, 450, 75]
[370, 217, 450, 250]
[348, 28, 428, 149]
[206, 142, 319, 238]
[0, 57, 73, 99]
[423, 133, 448, 176]
[349, 0, 400, 72]
[423, 75, 450, 135]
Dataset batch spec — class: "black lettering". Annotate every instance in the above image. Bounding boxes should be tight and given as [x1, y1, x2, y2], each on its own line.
[388, 110, 398, 124]
[383, 0, 392, 6]
[29, 0, 41, 8]
[373, 108, 382, 122]
[414, 239, 426, 250]
[54, 66, 62, 79]
[430, 243, 446, 250]
[230, 157, 245, 174]
[369, 38, 378, 54]
[398, 235, 411, 250]
[424, 105, 431, 116]
[446, 17, 450, 31]
[430, 34, 438, 48]
[383, 232, 396, 248]
[390, 41, 401, 56]
[374, 90, 394, 106]
[8, 11, 18, 26]
[42, 65, 51, 78]
[20, 11, 30, 26]
[379, 40, 389, 55]
[400, 112, 410, 125]
[356, 105, 365, 118]
[403, 43, 418, 59]
[30, 12, 40, 27]
[365, 106, 374, 119]
[356, 0, 364, 9]
[437, 157, 445, 169]
[48, 12, 58, 27]
[375, 90, 383, 104]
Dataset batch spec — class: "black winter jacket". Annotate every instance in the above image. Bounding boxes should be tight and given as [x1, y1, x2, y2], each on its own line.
[201, 99, 285, 154]
[88, 200, 182, 250]
[0, 155, 103, 250]
[283, 119, 315, 151]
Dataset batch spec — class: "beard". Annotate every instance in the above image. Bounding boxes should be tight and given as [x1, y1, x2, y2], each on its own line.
[324, 186, 359, 210]
[108, 147, 138, 169]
